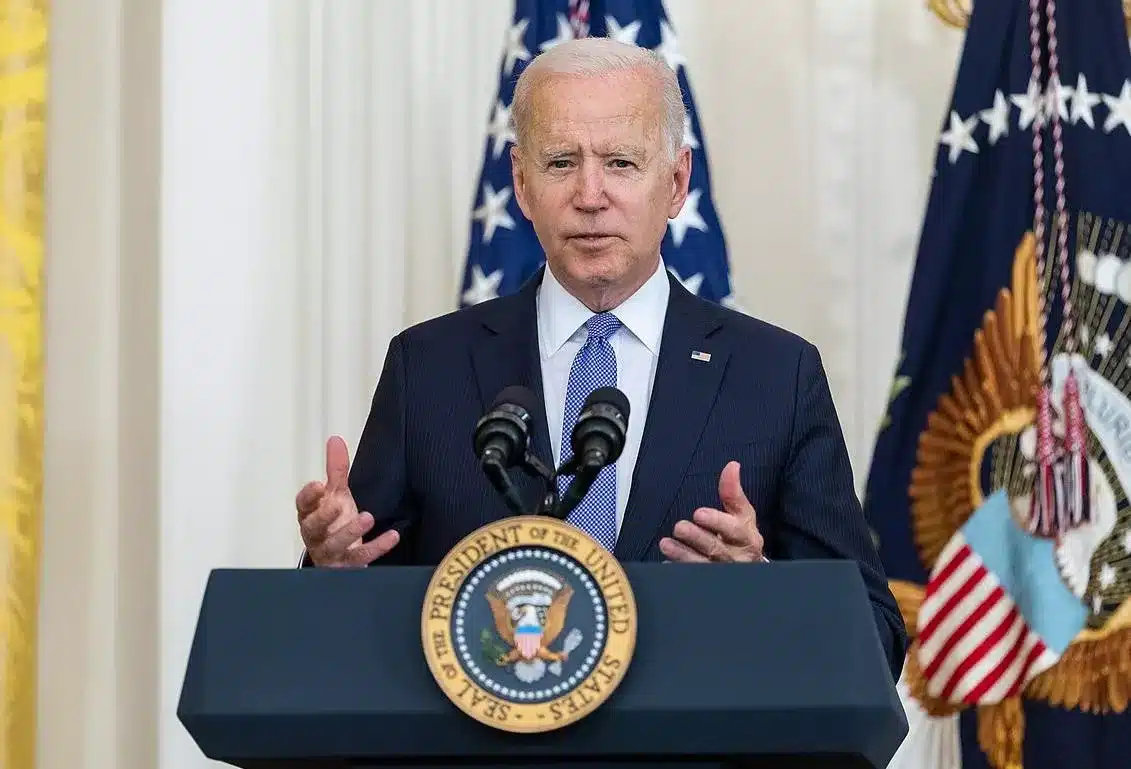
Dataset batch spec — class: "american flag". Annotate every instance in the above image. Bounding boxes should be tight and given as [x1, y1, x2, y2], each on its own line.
[458, 0, 739, 310]
[915, 490, 1086, 706]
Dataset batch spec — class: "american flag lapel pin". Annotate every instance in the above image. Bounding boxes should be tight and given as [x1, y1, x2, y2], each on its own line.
[691, 350, 711, 363]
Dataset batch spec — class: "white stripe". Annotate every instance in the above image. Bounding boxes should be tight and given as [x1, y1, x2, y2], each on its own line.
[918, 568, 999, 670]
[979, 628, 1043, 702]
[918, 546, 981, 628]
[1028, 645, 1060, 680]
[923, 589, 1012, 698]
[948, 610, 1026, 702]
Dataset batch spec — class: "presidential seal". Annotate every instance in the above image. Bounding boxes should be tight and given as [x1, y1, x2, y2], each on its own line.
[421, 516, 636, 733]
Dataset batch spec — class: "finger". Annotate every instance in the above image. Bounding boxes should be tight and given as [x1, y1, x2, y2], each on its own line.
[320, 510, 375, 557]
[343, 528, 401, 567]
[672, 520, 729, 561]
[325, 436, 351, 492]
[300, 494, 347, 545]
[295, 480, 326, 519]
[659, 536, 709, 563]
[691, 506, 751, 545]
[718, 461, 755, 520]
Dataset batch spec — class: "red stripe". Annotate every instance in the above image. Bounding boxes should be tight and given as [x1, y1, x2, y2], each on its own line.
[922, 583, 1004, 679]
[938, 601, 1019, 700]
[1004, 638, 1049, 698]
[963, 614, 1032, 702]
[919, 552, 985, 645]
[918, 544, 973, 640]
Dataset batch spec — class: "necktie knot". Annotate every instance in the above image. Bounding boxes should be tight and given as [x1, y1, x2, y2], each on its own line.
[585, 312, 622, 342]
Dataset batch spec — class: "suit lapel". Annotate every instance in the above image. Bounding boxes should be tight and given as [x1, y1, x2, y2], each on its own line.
[615, 276, 729, 560]
[468, 269, 554, 480]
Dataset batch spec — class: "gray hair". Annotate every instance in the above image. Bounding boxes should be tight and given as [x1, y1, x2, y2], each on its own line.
[510, 36, 686, 161]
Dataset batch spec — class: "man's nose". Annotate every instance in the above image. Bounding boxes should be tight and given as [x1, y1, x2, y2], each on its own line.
[572, 162, 607, 211]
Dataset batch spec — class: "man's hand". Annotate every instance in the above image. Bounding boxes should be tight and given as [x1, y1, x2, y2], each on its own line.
[297, 436, 400, 567]
[659, 461, 765, 563]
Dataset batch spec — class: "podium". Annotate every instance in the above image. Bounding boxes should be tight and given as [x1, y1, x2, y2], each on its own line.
[177, 559, 907, 769]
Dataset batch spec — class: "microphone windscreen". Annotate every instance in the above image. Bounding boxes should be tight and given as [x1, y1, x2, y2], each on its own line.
[583, 386, 630, 421]
[491, 385, 539, 415]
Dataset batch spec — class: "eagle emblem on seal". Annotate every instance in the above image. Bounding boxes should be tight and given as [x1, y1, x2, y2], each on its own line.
[483, 568, 584, 684]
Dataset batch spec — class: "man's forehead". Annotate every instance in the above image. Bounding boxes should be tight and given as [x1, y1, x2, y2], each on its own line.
[529, 105, 659, 151]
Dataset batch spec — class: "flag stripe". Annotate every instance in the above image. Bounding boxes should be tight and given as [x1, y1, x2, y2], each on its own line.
[937, 600, 1020, 700]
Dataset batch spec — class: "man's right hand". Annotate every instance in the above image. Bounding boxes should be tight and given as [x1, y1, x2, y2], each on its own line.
[296, 436, 400, 567]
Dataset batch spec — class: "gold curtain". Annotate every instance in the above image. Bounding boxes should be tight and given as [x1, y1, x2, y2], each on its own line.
[0, 0, 48, 767]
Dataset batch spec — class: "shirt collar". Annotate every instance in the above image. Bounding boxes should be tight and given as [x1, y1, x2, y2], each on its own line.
[537, 258, 670, 359]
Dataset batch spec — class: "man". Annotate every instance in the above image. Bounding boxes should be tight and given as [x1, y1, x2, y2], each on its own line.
[295, 37, 907, 679]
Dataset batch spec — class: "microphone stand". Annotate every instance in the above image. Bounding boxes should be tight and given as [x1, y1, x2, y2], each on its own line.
[518, 452, 559, 516]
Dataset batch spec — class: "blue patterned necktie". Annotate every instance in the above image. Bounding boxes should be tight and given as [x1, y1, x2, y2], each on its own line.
[557, 312, 621, 551]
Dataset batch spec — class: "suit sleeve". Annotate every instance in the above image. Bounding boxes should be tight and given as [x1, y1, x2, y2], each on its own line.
[300, 334, 418, 567]
[775, 341, 909, 682]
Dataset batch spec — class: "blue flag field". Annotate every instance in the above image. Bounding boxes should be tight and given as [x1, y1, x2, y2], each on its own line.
[863, 1, 1131, 768]
[457, 0, 738, 310]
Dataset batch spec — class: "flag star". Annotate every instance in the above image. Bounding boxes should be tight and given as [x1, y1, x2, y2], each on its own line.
[1046, 74, 1074, 121]
[1012, 79, 1047, 130]
[1094, 593, 1104, 614]
[472, 183, 516, 243]
[486, 101, 516, 159]
[1095, 332, 1113, 358]
[606, 16, 641, 45]
[1071, 73, 1101, 127]
[1122, 528, 1131, 555]
[1099, 563, 1117, 589]
[940, 110, 980, 163]
[462, 265, 503, 306]
[980, 90, 1011, 145]
[668, 267, 703, 295]
[654, 20, 686, 72]
[1102, 80, 1131, 135]
[540, 13, 575, 51]
[668, 188, 707, 246]
[682, 114, 699, 150]
[502, 18, 531, 76]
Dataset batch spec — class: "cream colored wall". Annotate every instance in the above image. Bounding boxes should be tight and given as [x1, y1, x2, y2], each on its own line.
[37, 2, 962, 767]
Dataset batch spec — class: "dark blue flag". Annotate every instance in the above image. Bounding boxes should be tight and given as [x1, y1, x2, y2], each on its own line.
[458, 0, 737, 309]
[863, 1, 1131, 768]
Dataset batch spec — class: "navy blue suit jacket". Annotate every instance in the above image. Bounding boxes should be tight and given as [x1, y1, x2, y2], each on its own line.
[345, 268, 907, 680]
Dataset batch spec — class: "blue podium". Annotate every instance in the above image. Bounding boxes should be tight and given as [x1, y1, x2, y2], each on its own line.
[177, 559, 907, 768]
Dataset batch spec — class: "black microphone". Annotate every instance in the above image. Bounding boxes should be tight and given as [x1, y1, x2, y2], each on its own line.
[553, 386, 630, 520]
[474, 386, 539, 515]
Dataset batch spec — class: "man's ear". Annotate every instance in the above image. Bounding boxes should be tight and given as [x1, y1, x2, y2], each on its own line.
[511, 146, 532, 221]
[667, 145, 692, 219]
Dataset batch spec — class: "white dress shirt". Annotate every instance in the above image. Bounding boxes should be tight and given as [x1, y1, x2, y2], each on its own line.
[536, 259, 670, 535]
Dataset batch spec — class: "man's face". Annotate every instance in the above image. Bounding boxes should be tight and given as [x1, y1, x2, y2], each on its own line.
[511, 68, 691, 306]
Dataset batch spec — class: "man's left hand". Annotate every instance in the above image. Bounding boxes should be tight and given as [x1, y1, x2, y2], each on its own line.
[660, 460, 765, 563]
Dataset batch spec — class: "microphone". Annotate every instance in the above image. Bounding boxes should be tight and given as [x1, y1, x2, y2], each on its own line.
[473, 385, 539, 515]
[553, 386, 630, 520]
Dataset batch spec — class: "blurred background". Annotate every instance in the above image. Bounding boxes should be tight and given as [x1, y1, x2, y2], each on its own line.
[4, 0, 977, 767]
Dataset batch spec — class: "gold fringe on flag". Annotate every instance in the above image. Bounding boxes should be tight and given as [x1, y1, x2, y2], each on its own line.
[0, 1, 48, 766]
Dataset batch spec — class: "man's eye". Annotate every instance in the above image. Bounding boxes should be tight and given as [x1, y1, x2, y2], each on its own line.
[549, 160, 571, 169]
[609, 159, 634, 169]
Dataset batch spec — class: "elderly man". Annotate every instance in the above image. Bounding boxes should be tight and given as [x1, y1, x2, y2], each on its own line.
[294, 37, 907, 678]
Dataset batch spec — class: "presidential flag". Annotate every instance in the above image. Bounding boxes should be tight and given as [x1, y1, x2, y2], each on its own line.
[458, 0, 738, 309]
[862, 1, 1131, 768]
